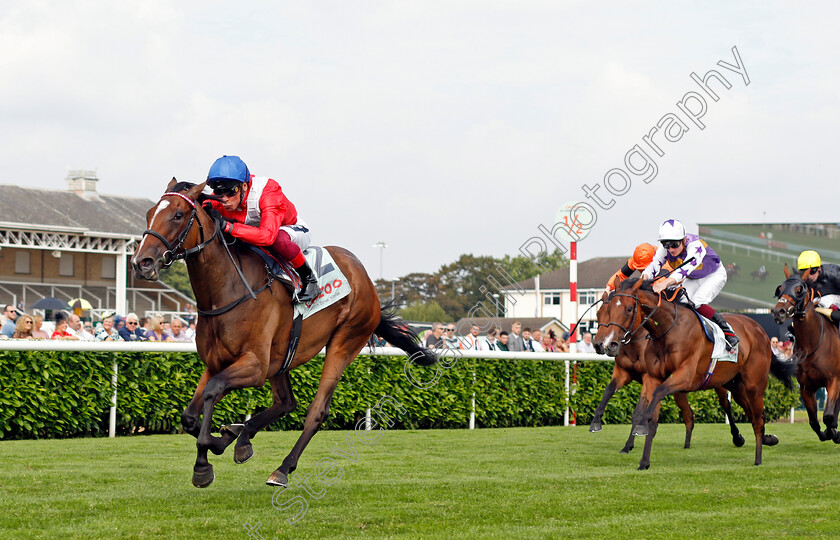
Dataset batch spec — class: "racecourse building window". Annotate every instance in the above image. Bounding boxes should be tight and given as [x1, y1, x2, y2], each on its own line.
[59, 253, 74, 277]
[15, 251, 30, 274]
[544, 292, 562, 305]
[101, 256, 116, 279]
[578, 290, 599, 306]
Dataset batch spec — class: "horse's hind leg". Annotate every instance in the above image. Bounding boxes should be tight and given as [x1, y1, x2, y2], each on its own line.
[267, 335, 370, 487]
[716, 387, 745, 447]
[674, 392, 694, 449]
[233, 370, 298, 464]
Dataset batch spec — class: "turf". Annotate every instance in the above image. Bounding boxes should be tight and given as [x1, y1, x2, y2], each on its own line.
[1, 423, 838, 539]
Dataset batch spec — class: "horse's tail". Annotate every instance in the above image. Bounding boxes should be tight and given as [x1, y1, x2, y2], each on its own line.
[769, 350, 797, 390]
[371, 300, 438, 366]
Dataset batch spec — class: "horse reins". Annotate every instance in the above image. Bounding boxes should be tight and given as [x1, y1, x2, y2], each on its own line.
[141, 191, 274, 317]
[779, 284, 825, 361]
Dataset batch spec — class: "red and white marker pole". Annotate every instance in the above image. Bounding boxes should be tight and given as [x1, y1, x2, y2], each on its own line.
[569, 241, 577, 426]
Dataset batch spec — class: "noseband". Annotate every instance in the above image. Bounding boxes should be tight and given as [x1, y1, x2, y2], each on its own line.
[776, 279, 816, 320]
[142, 192, 216, 268]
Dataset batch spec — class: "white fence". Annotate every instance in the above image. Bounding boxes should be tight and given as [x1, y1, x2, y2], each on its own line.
[0, 342, 792, 437]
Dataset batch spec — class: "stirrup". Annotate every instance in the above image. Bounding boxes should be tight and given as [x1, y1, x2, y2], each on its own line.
[724, 333, 740, 352]
[296, 281, 320, 303]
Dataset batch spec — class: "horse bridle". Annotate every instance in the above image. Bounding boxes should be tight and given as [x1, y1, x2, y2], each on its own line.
[777, 280, 824, 359]
[141, 192, 216, 268]
[601, 289, 680, 344]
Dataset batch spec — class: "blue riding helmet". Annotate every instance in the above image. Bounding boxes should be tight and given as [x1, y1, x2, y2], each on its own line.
[207, 155, 251, 184]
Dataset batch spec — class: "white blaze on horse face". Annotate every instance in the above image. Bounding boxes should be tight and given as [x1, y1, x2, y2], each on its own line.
[136, 199, 170, 256]
[604, 329, 615, 347]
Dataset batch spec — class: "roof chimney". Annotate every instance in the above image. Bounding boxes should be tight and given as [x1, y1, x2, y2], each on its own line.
[66, 169, 100, 200]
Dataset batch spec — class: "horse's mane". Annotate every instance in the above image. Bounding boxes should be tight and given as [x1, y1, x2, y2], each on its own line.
[168, 181, 217, 205]
[617, 277, 655, 292]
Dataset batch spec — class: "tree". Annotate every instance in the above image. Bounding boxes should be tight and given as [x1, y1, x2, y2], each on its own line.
[160, 260, 195, 300]
[398, 300, 449, 323]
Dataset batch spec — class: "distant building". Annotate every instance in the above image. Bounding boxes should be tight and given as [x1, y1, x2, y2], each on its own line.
[0, 170, 195, 319]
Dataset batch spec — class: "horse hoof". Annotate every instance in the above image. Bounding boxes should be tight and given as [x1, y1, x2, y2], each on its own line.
[266, 469, 288, 487]
[763, 434, 779, 446]
[220, 423, 245, 438]
[235, 443, 254, 464]
[632, 428, 648, 437]
[619, 447, 633, 454]
[733, 434, 746, 447]
[818, 431, 829, 442]
[589, 423, 602, 433]
[192, 465, 215, 488]
[637, 463, 650, 471]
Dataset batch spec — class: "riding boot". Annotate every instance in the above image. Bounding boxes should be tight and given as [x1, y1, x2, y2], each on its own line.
[711, 312, 740, 351]
[295, 260, 320, 303]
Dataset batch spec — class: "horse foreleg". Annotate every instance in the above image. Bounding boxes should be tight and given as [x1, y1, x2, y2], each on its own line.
[637, 401, 661, 470]
[267, 337, 368, 488]
[193, 355, 265, 488]
[634, 370, 683, 438]
[674, 392, 694, 449]
[182, 368, 210, 437]
[620, 394, 646, 454]
[822, 379, 840, 443]
[801, 387, 828, 441]
[233, 370, 298, 464]
[716, 387, 745, 447]
[590, 367, 633, 433]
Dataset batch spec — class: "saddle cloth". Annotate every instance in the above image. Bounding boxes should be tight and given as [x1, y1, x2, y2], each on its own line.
[690, 309, 738, 362]
[248, 245, 352, 320]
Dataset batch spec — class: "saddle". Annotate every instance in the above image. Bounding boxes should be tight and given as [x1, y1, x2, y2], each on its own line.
[245, 244, 299, 297]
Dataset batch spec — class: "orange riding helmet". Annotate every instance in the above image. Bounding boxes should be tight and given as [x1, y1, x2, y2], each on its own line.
[629, 243, 657, 271]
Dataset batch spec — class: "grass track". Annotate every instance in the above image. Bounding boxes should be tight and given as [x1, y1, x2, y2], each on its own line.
[2, 424, 838, 539]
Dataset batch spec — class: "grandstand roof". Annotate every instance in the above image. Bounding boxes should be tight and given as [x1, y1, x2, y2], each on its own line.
[0, 184, 153, 238]
[503, 256, 628, 291]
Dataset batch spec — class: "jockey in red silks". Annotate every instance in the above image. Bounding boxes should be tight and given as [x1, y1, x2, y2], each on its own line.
[203, 155, 320, 303]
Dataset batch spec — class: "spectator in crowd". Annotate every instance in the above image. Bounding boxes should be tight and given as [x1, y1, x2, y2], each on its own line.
[541, 331, 557, 352]
[32, 315, 50, 339]
[577, 332, 596, 353]
[138, 317, 150, 338]
[162, 320, 172, 336]
[51, 312, 78, 340]
[12, 314, 35, 339]
[522, 327, 543, 352]
[96, 316, 122, 341]
[770, 337, 783, 357]
[424, 322, 445, 348]
[83, 321, 95, 335]
[497, 331, 510, 351]
[780, 340, 794, 360]
[1, 304, 19, 338]
[483, 327, 499, 351]
[168, 317, 192, 342]
[531, 329, 543, 345]
[119, 312, 149, 341]
[67, 314, 95, 341]
[556, 332, 570, 353]
[145, 317, 167, 341]
[460, 324, 485, 351]
[443, 324, 460, 349]
[185, 319, 197, 340]
[114, 315, 126, 332]
[508, 321, 524, 351]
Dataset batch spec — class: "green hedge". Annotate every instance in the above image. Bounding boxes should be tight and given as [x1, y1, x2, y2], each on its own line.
[0, 351, 799, 439]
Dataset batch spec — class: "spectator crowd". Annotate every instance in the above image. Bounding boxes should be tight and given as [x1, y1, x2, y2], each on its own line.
[420, 320, 599, 353]
[0, 305, 196, 342]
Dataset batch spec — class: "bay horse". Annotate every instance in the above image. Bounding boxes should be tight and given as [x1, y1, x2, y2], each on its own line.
[590, 294, 746, 453]
[593, 278, 795, 470]
[773, 266, 840, 442]
[131, 179, 437, 488]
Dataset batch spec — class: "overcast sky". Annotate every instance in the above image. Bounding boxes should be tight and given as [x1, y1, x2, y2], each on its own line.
[1, 2, 837, 280]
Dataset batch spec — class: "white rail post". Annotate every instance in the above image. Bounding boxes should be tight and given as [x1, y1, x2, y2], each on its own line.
[109, 358, 118, 438]
[469, 371, 476, 430]
[564, 360, 570, 426]
[365, 408, 372, 430]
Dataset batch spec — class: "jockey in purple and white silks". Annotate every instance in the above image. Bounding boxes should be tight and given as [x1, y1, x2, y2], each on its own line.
[641, 219, 740, 351]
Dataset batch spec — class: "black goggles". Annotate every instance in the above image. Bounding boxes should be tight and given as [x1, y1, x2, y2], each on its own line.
[661, 240, 682, 249]
[211, 184, 240, 197]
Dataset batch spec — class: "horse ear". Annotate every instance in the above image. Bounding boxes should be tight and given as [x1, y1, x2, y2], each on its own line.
[166, 177, 177, 192]
[186, 181, 207, 199]
[802, 268, 811, 280]
[601, 290, 609, 302]
[631, 278, 644, 292]
[783, 264, 790, 279]
[774, 285, 782, 298]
